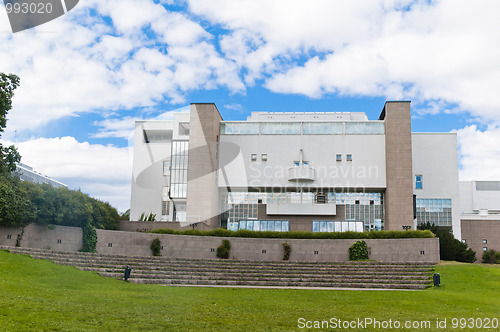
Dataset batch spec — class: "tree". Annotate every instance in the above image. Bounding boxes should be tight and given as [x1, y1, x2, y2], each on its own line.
[0, 73, 21, 175]
[0, 178, 35, 226]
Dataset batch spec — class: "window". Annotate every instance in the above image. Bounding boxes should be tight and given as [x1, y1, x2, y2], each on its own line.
[235, 220, 289, 232]
[143, 130, 172, 143]
[415, 175, 423, 189]
[7, 234, 11, 239]
[303, 122, 343, 135]
[294, 161, 300, 166]
[251, 154, 257, 161]
[170, 141, 189, 198]
[261, 154, 268, 161]
[303, 161, 309, 166]
[163, 161, 170, 176]
[336, 154, 342, 161]
[178, 122, 190, 136]
[162, 201, 170, 216]
[415, 198, 452, 227]
[462, 239, 467, 244]
[483, 247, 488, 251]
[346, 154, 352, 161]
[483, 239, 487, 244]
[316, 193, 326, 204]
[220, 122, 259, 135]
[57, 239, 62, 244]
[261, 122, 301, 135]
[312, 220, 364, 233]
[345, 122, 385, 134]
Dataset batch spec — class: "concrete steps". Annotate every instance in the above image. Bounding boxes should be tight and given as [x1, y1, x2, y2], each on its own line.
[1, 246, 434, 290]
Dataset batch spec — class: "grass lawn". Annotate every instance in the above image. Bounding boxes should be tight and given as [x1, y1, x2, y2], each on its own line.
[1, 250, 499, 331]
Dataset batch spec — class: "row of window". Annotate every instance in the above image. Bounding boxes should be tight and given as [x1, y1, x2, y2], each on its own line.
[227, 220, 368, 233]
[461, 239, 491, 252]
[249, 154, 353, 162]
[228, 220, 290, 232]
[222, 192, 383, 206]
[220, 121, 385, 135]
[312, 221, 365, 233]
[250, 153, 267, 161]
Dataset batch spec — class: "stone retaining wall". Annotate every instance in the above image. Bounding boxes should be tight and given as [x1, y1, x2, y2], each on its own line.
[0, 224, 82, 252]
[0, 224, 439, 263]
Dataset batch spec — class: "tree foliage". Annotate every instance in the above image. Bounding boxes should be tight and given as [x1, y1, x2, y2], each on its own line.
[0, 178, 120, 230]
[0, 73, 21, 175]
[0, 72, 120, 231]
[0, 177, 35, 226]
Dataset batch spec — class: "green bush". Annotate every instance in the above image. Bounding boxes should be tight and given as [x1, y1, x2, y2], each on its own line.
[282, 242, 291, 261]
[15, 228, 24, 247]
[151, 238, 161, 256]
[349, 240, 369, 261]
[482, 249, 499, 264]
[216, 239, 231, 259]
[418, 222, 476, 263]
[79, 222, 97, 253]
[151, 228, 434, 240]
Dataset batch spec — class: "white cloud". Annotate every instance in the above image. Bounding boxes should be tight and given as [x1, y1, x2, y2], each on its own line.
[3, 137, 132, 212]
[0, 0, 244, 135]
[456, 125, 500, 181]
[188, 0, 500, 122]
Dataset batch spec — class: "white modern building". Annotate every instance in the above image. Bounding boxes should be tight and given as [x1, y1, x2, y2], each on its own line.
[130, 102, 461, 236]
[15, 163, 67, 189]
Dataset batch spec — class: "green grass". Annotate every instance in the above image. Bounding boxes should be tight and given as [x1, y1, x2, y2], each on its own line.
[1, 250, 499, 331]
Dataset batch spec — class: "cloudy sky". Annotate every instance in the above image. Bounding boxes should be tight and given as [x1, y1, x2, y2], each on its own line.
[1, 0, 499, 212]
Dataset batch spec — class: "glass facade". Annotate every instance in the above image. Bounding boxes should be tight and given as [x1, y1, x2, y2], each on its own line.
[220, 121, 385, 135]
[228, 220, 290, 232]
[416, 198, 452, 226]
[302, 122, 343, 134]
[312, 220, 364, 232]
[170, 140, 189, 198]
[220, 191, 384, 230]
[220, 122, 259, 135]
[345, 122, 384, 134]
[261, 122, 301, 135]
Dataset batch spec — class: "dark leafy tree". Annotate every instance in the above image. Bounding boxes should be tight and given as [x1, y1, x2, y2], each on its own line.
[0, 177, 35, 226]
[418, 222, 476, 263]
[0, 73, 21, 175]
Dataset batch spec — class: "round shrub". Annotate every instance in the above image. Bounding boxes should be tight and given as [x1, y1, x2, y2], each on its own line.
[349, 240, 369, 261]
[151, 238, 161, 256]
[216, 239, 231, 259]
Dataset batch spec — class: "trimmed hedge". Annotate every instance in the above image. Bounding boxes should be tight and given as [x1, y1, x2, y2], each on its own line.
[151, 228, 434, 239]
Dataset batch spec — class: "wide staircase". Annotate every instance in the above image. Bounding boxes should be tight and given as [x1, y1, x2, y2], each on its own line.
[2, 246, 434, 290]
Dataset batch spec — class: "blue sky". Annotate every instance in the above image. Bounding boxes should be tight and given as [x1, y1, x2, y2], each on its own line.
[1, 0, 500, 212]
